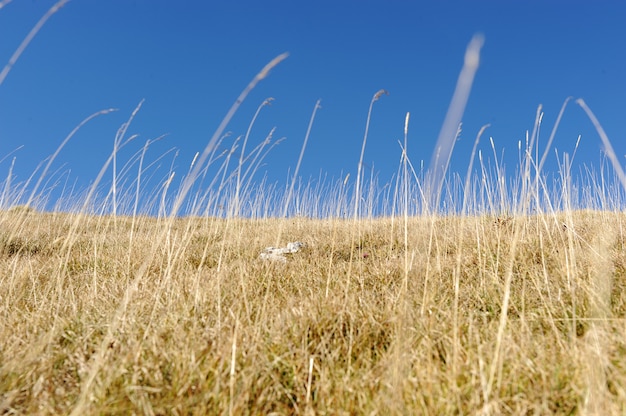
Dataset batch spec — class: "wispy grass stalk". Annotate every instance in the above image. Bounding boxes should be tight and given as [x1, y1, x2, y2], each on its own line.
[0, 0, 68, 87]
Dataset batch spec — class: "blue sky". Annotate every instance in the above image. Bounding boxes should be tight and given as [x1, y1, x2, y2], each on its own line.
[1, 0, 625, 213]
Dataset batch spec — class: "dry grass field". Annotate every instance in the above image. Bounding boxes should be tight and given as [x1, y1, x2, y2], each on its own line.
[3, 4, 626, 414]
[1, 207, 626, 414]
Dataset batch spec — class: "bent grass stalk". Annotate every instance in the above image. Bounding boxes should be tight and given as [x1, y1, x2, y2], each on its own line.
[0, 0, 69, 88]
[577, 98, 626, 191]
[111, 100, 143, 219]
[173, 52, 288, 218]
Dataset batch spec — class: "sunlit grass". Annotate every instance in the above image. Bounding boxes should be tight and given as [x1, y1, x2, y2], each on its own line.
[1, 208, 626, 414]
[3, 3, 626, 414]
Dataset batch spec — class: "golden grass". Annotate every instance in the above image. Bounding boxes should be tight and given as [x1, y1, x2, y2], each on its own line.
[1, 208, 626, 414]
[6, 5, 626, 413]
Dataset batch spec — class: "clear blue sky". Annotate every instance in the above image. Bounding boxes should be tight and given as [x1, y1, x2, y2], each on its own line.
[1, 0, 625, 213]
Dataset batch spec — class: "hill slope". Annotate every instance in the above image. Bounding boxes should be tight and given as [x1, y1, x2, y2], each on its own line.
[1, 209, 625, 414]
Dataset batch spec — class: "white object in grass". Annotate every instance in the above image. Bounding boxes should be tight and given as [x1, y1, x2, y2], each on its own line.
[260, 241, 305, 263]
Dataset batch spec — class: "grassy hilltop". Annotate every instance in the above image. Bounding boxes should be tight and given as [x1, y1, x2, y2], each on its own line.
[1, 207, 626, 414]
[3, 5, 626, 414]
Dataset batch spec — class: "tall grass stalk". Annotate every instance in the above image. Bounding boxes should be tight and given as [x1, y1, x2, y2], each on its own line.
[344, 89, 387, 301]
[234, 98, 273, 216]
[354, 89, 387, 219]
[0, 0, 68, 87]
[428, 34, 484, 211]
[111, 100, 143, 220]
[577, 98, 626, 191]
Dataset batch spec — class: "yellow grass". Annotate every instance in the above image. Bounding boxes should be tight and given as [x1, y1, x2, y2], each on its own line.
[4, 6, 626, 414]
[1, 208, 626, 414]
